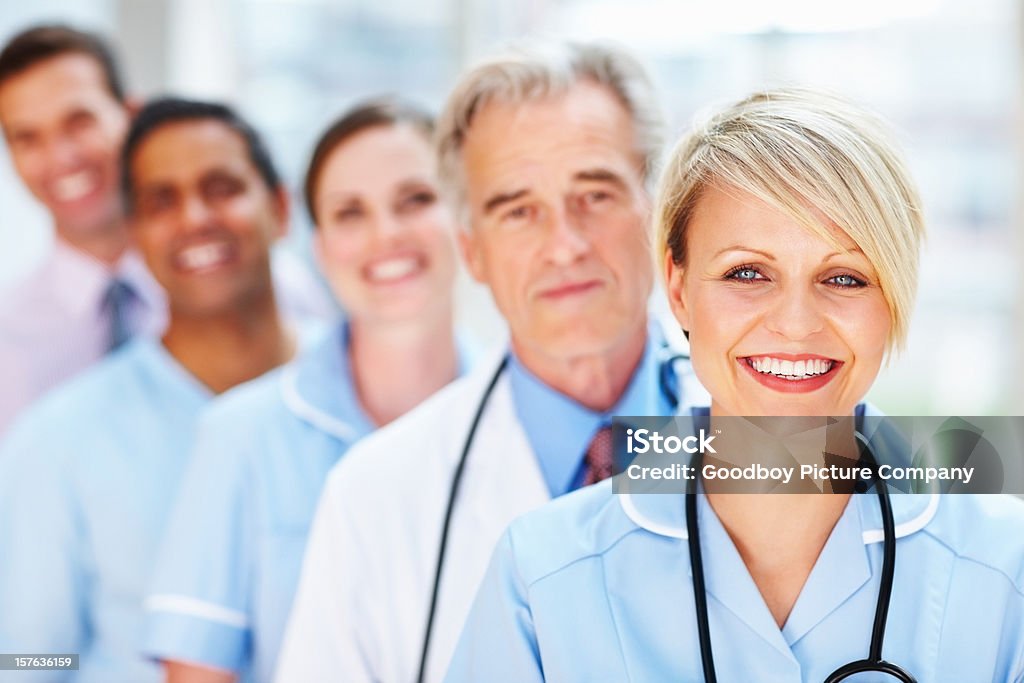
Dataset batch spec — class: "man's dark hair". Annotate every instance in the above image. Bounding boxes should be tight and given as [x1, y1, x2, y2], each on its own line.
[0, 24, 125, 101]
[304, 96, 434, 225]
[121, 97, 282, 212]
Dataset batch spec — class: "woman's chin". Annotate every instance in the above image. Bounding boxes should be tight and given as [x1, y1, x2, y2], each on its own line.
[716, 394, 853, 418]
[364, 296, 451, 327]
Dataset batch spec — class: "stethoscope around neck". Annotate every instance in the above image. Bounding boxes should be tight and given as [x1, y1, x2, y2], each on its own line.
[416, 348, 918, 683]
[414, 350, 688, 683]
[685, 421, 918, 683]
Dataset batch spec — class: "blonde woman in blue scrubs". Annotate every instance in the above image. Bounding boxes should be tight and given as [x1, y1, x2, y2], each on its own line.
[444, 88, 1024, 682]
[142, 98, 470, 683]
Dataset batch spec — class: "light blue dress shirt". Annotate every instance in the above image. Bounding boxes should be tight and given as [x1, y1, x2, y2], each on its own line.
[446, 479, 1024, 682]
[0, 339, 211, 683]
[508, 329, 677, 497]
[143, 324, 470, 682]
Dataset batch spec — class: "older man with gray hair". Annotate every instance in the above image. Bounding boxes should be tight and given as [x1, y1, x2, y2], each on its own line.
[275, 41, 704, 683]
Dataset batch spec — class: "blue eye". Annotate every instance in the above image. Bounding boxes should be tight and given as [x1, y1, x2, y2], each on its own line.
[826, 273, 866, 288]
[725, 266, 764, 282]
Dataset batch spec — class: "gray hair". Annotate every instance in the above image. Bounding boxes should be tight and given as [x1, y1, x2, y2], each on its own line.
[436, 41, 664, 218]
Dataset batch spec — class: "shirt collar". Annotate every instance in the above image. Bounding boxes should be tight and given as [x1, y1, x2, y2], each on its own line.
[618, 484, 940, 545]
[616, 404, 942, 656]
[48, 239, 109, 316]
[130, 337, 214, 405]
[115, 248, 167, 317]
[509, 326, 673, 497]
[777, 490, 936, 647]
[48, 240, 166, 323]
[278, 323, 476, 444]
[280, 323, 375, 443]
[617, 483, 940, 658]
[684, 485, 874, 655]
[618, 402, 941, 544]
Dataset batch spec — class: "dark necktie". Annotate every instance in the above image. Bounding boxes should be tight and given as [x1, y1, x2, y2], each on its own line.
[582, 425, 614, 486]
[103, 278, 137, 353]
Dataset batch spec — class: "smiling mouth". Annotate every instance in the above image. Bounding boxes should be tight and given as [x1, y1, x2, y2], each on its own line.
[50, 169, 100, 203]
[738, 355, 843, 393]
[174, 241, 237, 273]
[746, 356, 835, 380]
[364, 254, 426, 284]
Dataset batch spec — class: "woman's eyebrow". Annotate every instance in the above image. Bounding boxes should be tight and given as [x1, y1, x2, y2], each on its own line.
[395, 177, 433, 193]
[318, 190, 360, 204]
[712, 246, 867, 261]
[713, 245, 776, 260]
[822, 246, 866, 260]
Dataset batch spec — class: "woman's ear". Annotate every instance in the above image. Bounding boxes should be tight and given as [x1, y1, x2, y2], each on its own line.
[664, 249, 690, 334]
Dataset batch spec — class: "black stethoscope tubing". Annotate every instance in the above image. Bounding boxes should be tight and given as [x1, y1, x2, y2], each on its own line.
[415, 351, 686, 683]
[685, 432, 918, 683]
[415, 356, 509, 683]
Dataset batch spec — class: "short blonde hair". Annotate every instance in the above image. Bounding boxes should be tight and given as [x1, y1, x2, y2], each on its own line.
[436, 41, 663, 217]
[656, 87, 925, 352]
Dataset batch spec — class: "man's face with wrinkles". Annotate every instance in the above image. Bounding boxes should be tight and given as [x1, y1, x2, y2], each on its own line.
[459, 81, 653, 363]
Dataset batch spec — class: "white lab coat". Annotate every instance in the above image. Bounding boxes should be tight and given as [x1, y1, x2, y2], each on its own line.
[275, 347, 702, 683]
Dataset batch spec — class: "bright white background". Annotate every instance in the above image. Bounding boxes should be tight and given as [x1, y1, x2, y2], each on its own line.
[1, 0, 1021, 413]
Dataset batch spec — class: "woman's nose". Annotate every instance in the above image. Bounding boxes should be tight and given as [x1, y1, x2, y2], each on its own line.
[762, 283, 827, 341]
[373, 212, 408, 243]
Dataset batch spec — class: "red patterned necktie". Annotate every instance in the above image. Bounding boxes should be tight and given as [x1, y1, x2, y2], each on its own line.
[582, 425, 614, 486]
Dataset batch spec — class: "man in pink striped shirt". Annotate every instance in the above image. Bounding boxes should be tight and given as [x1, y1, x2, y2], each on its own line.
[0, 25, 166, 434]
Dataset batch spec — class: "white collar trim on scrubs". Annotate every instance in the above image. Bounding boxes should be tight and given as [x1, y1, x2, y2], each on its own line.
[619, 491, 689, 539]
[859, 491, 939, 544]
[618, 490, 941, 545]
[280, 364, 361, 442]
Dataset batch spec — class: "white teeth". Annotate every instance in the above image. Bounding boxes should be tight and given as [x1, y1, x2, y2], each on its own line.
[178, 243, 231, 271]
[52, 171, 96, 202]
[748, 356, 834, 380]
[367, 256, 421, 283]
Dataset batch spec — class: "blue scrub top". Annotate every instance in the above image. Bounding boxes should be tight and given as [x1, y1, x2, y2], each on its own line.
[445, 481, 1024, 682]
[143, 324, 470, 682]
[0, 339, 212, 683]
